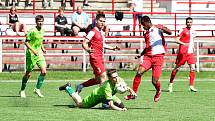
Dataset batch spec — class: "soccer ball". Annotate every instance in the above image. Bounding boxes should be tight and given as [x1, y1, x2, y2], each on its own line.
[116, 81, 127, 94]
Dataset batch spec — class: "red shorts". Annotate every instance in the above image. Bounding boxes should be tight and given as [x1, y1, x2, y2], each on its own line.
[90, 56, 105, 78]
[175, 53, 196, 67]
[140, 54, 164, 78]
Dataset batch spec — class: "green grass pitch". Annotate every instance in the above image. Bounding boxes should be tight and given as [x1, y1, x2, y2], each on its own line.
[0, 71, 215, 121]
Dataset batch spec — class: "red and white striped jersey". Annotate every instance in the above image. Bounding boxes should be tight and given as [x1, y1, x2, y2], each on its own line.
[178, 27, 196, 54]
[144, 26, 166, 56]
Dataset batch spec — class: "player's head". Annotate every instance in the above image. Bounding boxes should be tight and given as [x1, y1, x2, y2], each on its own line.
[141, 15, 152, 30]
[107, 69, 118, 84]
[58, 7, 64, 16]
[95, 14, 106, 30]
[186, 17, 193, 28]
[35, 15, 44, 29]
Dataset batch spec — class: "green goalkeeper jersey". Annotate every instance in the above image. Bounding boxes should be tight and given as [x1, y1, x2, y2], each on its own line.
[81, 77, 124, 108]
[92, 77, 124, 100]
[26, 27, 45, 57]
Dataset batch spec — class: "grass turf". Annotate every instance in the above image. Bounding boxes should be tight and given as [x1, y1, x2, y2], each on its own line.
[0, 71, 215, 121]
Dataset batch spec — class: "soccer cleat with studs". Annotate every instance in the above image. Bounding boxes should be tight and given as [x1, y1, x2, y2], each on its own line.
[168, 83, 173, 93]
[76, 84, 83, 94]
[189, 86, 198, 92]
[154, 90, 161, 102]
[34, 89, 44, 98]
[59, 83, 71, 91]
[20, 90, 26, 98]
[124, 94, 137, 100]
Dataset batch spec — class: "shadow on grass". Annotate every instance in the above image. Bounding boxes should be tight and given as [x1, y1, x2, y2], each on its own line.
[53, 105, 151, 110]
[0, 95, 20, 97]
[53, 104, 76, 108]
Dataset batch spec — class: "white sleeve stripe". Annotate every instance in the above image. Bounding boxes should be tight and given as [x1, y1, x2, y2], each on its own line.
[86, 31, 95, 40]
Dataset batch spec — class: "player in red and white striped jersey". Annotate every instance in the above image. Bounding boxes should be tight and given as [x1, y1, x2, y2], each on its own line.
[168, 17, 198, 93]
[125, 15, 172, 102]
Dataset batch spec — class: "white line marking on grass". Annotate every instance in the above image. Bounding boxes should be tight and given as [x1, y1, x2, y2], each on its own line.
[0, 79, 215, 83]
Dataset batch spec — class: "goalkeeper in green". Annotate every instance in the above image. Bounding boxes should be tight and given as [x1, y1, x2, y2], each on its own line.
[59, 69, 137, 111]
[19, 15, 47, 98]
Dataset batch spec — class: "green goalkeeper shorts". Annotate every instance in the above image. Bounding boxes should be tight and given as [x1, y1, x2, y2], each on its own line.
[26, 55, 46, 71]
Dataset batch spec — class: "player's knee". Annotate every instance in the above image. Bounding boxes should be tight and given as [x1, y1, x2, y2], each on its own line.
[41, 71, 46, 76]
[190, 68, 195, 72]
[25, 73, 31, 78]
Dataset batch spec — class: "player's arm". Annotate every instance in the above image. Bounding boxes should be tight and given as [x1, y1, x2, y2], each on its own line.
[135, 48, 146, 59]
[82, 38, 95, 53]
[25, 40, 38, 56]
[41, 41, 46, 54]
[82, 31, 95, 53]
[155, 24, 172, 35]
[104, 43, 120, 51]
[108, 100, 127, 111]
[175, 30, 189, 46]
[175, 37, 188, 46]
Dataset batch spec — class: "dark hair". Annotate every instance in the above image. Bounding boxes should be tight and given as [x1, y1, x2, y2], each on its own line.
[35, 15, 44, 22]
[107, 69, 117, 77]
[96, 13, 105, 20]
[141, 15, 151, 23]
[186, 17, 193, 23]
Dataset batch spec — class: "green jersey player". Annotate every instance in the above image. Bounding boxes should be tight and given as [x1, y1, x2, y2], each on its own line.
[59, 69, 137, 111]
[19, 15, 47, 98]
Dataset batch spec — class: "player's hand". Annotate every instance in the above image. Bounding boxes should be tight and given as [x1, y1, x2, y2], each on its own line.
[114, 46, 120, 51]
[135, 55, 141, 59]
[87, 48, 95, 53]
[121, 108, 127, 111]
[184, 43, 189, 46]
[42, 49, 47, 54]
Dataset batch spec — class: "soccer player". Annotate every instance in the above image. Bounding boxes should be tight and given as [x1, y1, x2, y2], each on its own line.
[168, 17, 198, 93]
[19, 15, 47, 98]
[59, 69, 136, 111]
[124, 15, 172, 102]
[76, 13, 120, 93]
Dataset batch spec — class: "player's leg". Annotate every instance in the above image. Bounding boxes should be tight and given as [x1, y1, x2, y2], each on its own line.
[125, 56, 151, 100]
[188, 64, 197, 92]
[59, 83, 83, 107]
[168, 66, 180, 92]
[151, 55, 164, 102]
[152, 66, 162, 102]
[20, 57, 35, 98]
[168, 54, 185, 92]
[20, 71, 32, 98]
[34, 58, 46, 97]
[76, 57, 105, 93]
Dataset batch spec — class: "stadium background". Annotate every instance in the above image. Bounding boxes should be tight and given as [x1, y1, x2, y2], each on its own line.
[0, 0, 215, 121]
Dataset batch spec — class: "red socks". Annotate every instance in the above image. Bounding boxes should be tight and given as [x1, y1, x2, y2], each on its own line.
[81, 78, 99, 87]
[170, 70, 177, 83]
[132, 74, 142, 93]
[152, 81, 161, 92]
[189, 71, 195, 86]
